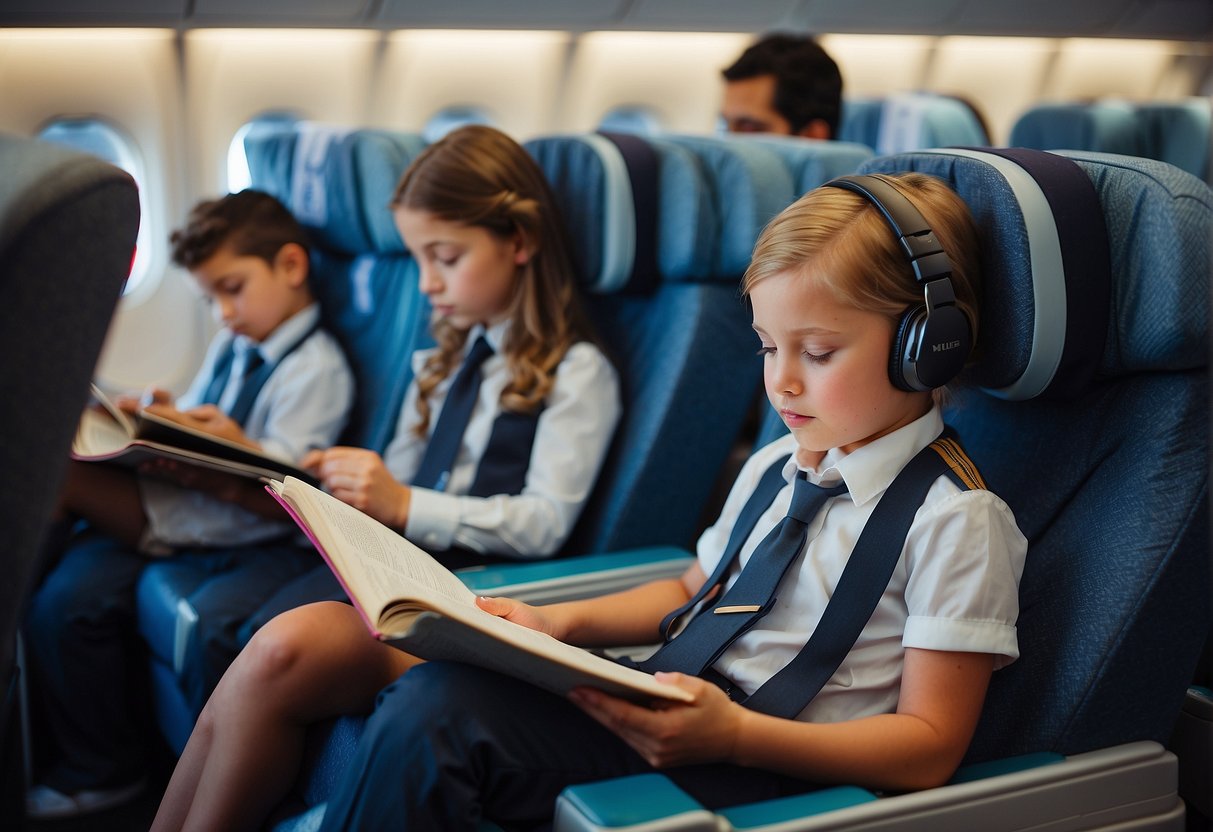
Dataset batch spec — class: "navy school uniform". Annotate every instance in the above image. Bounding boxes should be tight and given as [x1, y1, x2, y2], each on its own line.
[237, 317, 622, 640]
[316, 408, 1026, 831]
[24, 304, 353, 793]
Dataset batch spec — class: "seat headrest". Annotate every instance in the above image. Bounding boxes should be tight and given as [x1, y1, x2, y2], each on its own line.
[875, 92, 991, 154]
[860, 147, 1211, 399]
[726, 134, 875, 196]
[245, 122, 427, 256]
[1009, 101, 1144, 157]
[654, 135, 797, 277]
[1135, 99, 1212, 182]
[525, 132, 719, 290]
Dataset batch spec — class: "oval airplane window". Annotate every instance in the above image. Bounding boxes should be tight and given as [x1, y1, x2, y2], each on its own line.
[423, 106, 495, 143]
[39, 117, 152, 296]
[227, 112, 301, 194]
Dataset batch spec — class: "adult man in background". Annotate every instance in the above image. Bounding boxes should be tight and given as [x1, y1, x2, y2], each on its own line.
[721, 33, 843, 139]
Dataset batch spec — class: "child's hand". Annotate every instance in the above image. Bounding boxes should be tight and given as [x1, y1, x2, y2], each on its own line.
[474, 596, 559, 638]
[311, 447, 410, 528]
[569, 673, 743, 768]
[151, 403, 256, 448]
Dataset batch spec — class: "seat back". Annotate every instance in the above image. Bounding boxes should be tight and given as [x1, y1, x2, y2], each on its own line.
[840, 93, 991, 154]
[0, 133, 138, 823]
[1009, 101, 1145, 158]
[245, 123, 433, 452]
[523, 131, 765, 553]
[1135, 98, 1212, 183]
[854, 147, 1210, 761]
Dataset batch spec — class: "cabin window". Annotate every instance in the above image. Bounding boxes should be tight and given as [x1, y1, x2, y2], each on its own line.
[423, 106, 495, 143]
[598, 105, 663, 135]
[228, 112, 301, 194]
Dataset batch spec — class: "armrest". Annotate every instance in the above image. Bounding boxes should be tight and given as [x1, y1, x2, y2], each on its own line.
[456, 546, 694, 604]
[554, 773, 717, 832]
[554, 742, 1182, 832]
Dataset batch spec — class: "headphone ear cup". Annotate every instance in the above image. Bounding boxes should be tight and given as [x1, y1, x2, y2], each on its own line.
[889, 306, 927, 392]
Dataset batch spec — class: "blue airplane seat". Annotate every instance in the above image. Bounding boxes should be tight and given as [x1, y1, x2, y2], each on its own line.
[530, 131, 781, 556]
[839, 92, 991, 154]
[730, 134, 874, 195]
[136, 123, 433, 754]
[0, 134, 139, 827]
[554, 148, 1210, 831]
[1135, 98, 1212, 184]
[1009, 100, 1145, 158]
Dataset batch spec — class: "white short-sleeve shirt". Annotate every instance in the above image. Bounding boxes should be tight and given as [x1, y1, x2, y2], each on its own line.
[139, 303, 354, 550]
[695, 407, 1027, 724]
[384, 319, 621, 558]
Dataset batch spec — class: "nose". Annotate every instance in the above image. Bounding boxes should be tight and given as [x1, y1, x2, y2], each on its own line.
[768, 353, 802, 398]
[215, 296, 236, 323]
[418, 264, 442, 296]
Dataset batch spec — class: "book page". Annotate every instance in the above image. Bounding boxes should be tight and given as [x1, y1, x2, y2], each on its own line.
[270, 478, 476, 625]
[73, 408, 134, 456]
[89, 383, 136, 435]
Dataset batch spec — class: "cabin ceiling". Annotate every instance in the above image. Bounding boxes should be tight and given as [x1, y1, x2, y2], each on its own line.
[0, 0, 1210, 41]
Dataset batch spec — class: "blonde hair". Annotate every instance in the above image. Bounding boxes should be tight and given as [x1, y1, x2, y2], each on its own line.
[743, 172, 982, 372]
[392, 125, 595, 435]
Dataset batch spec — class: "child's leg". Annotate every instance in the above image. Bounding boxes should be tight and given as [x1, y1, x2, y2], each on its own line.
[152, 541, 318, 717]
[317, 662, 652, 832]
[24, 533, 149, 792]
[57, 460, 148, 547]
[151, 601, 418, 832]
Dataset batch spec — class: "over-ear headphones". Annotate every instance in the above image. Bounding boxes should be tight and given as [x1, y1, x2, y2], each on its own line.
[824, 174, 973, 392]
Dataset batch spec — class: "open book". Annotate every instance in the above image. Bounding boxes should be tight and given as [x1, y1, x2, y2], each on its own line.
[72, 384, 316, 485]
[267, 476, 693, 704]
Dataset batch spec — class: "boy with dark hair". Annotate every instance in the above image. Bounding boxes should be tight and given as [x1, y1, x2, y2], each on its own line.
[24, 189, 354, 819]
[722, 33, 843, 139]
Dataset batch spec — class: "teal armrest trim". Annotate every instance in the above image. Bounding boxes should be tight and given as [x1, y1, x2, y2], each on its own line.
[947, 751, 1065, 784]
[560, 774, 704, 827]
[456, 546, 693, 593]
[720, 785, 877, 829]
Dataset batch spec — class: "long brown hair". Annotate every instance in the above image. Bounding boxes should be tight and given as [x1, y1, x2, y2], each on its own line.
[392, 125, 595, 435]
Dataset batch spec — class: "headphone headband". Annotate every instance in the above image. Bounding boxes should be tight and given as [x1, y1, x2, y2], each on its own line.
[824, 174, 953, 285]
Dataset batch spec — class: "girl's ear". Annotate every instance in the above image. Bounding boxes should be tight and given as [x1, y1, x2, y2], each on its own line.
[275, 242, 310, 288]
[512, 229, 537, 266]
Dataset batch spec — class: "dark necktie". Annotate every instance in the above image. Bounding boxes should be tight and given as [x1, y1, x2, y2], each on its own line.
[640, 474, 848, 677]
[412, 335, 495, 492]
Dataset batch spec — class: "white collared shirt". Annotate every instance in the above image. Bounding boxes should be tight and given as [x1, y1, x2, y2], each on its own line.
[695, 406, 1027, 724]
[139, 303, 354, 550]
[384, 320, 621, 558]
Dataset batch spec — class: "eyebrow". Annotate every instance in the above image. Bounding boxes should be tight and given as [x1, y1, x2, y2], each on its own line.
[751, 324, 841, 337]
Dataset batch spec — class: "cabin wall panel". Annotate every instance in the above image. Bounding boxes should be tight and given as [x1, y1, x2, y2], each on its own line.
[0, 28, 201, 393]
[559, 32, 750, 134]
[373, 30, 569, 139]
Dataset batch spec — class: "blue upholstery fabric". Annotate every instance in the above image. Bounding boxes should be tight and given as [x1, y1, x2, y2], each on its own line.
[735, 134, 874, 195]
[523, 132, 768, 554]
[1135, 99, 1211, 182]
[857, 149, 1210, 760]
[1009, 101, 1145, 157]
[653, 135, 795, 276]
[839, 94, 990, 153]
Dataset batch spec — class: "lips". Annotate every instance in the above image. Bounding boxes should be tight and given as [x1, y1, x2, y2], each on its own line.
[781, 409, 811, 426]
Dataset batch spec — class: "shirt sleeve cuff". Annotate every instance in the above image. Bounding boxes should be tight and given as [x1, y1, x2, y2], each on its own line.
[404, 487, 461, 552]
[904, 615, 1020, 669]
